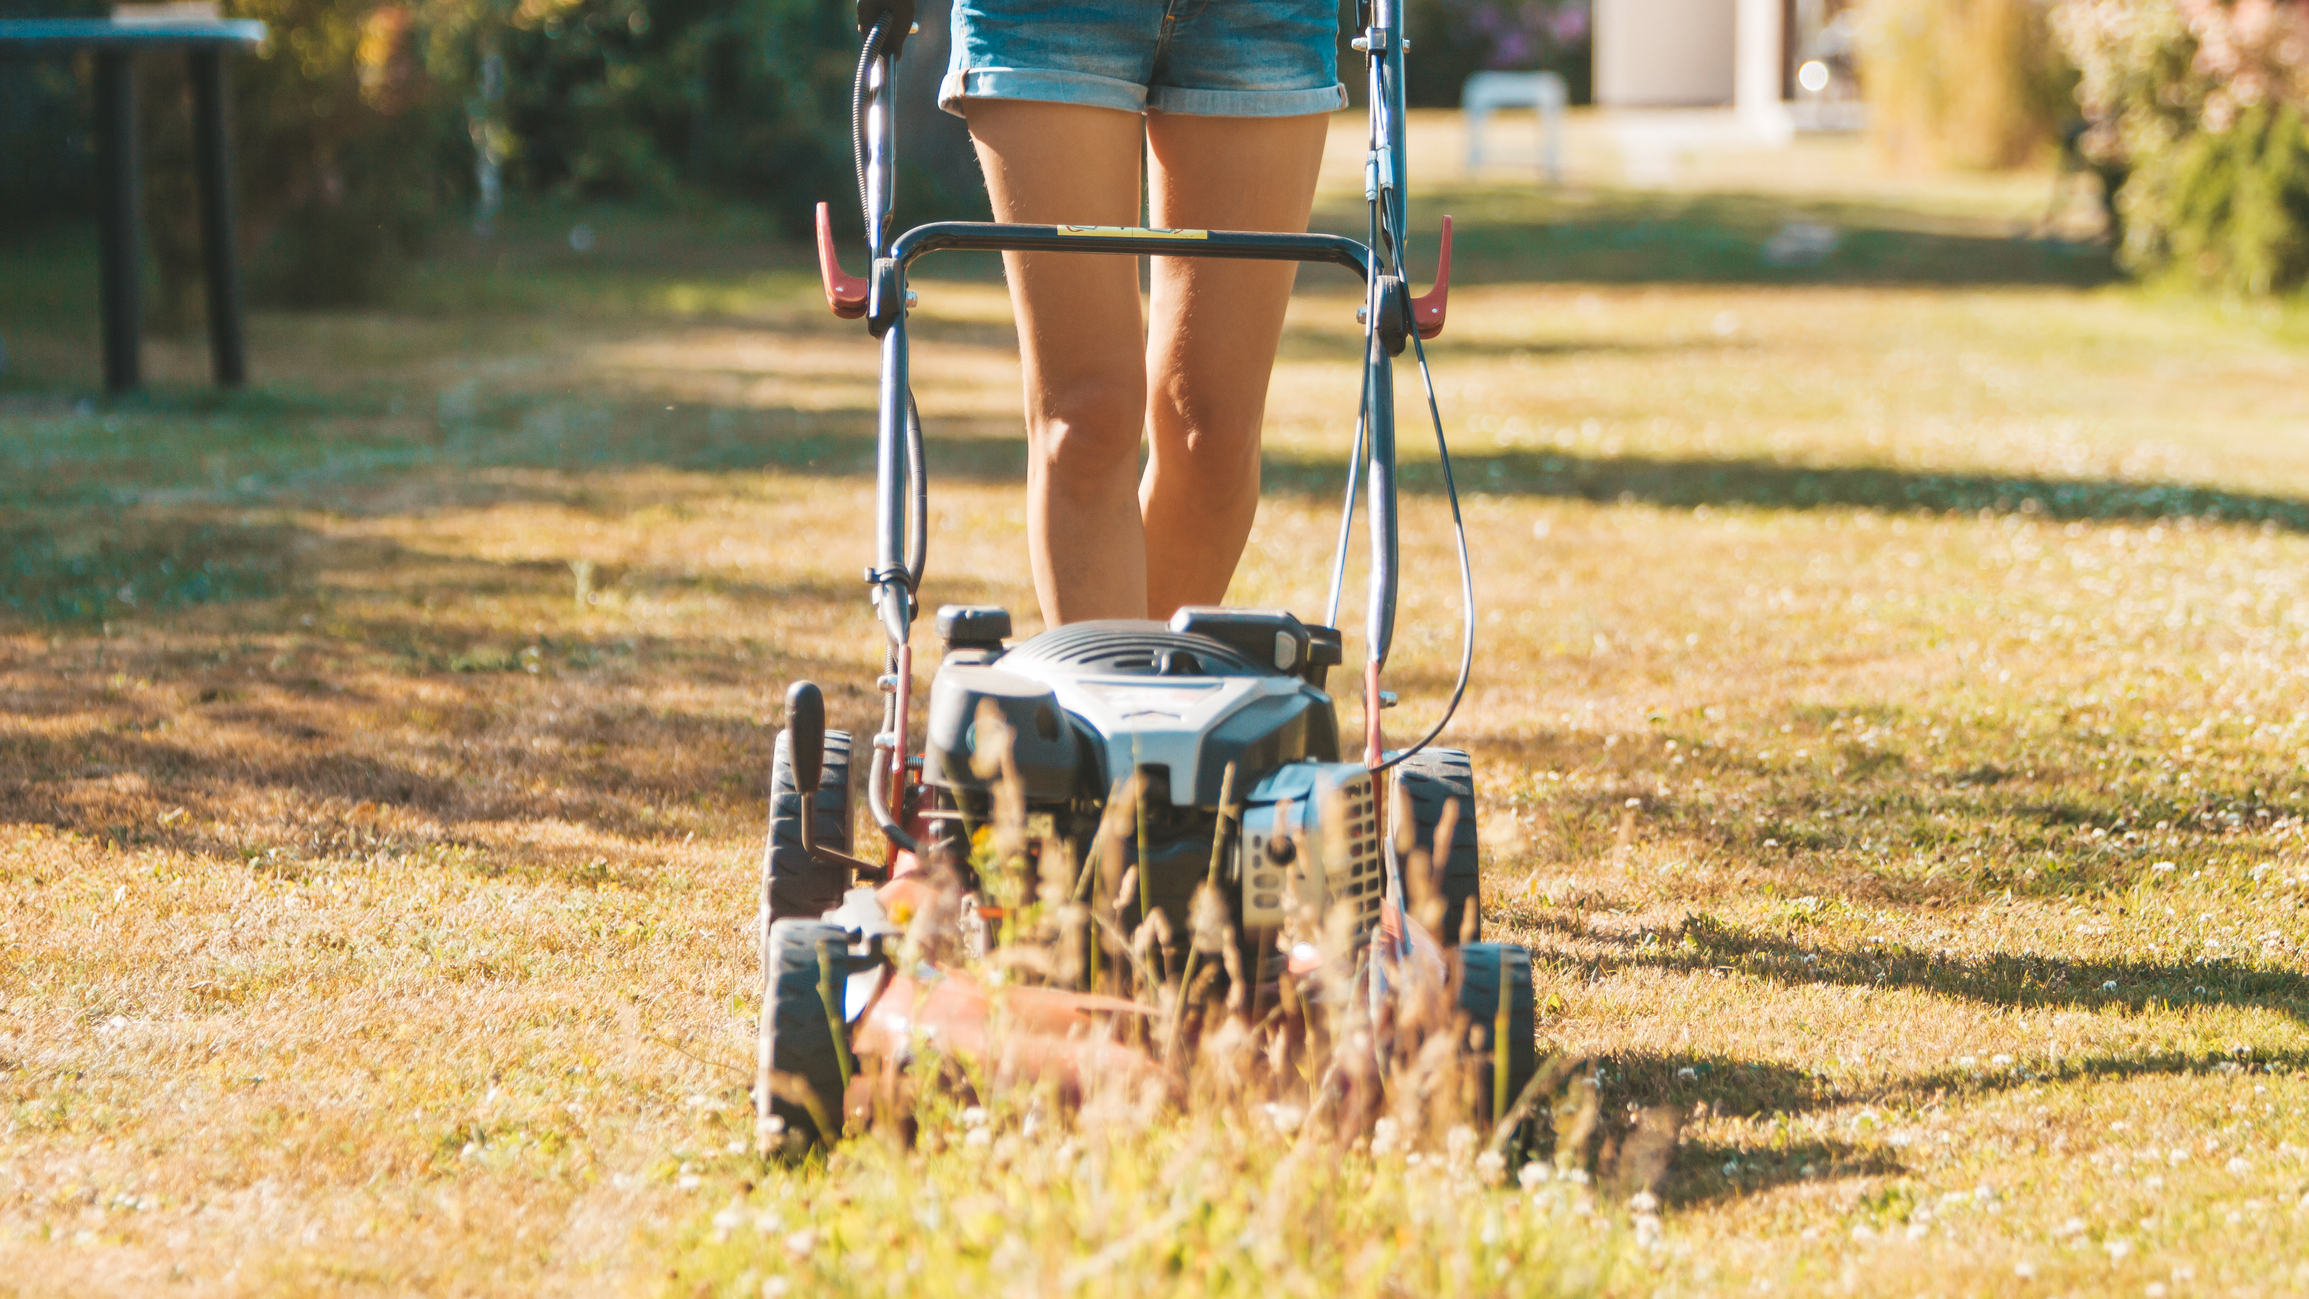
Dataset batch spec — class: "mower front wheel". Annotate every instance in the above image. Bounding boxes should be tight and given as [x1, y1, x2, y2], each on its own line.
[758, 919, 853, 1151]
[1457, 941, 1538, 1136]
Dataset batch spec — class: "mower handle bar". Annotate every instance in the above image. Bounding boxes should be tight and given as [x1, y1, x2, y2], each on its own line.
[837, 3, 1450, 883]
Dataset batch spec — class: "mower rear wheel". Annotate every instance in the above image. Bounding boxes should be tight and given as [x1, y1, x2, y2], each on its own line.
[1394, 747, 1481, 943]
[759, 919, 852, 1150]
[764, 727, 853, 924]
[1457, 942, 1537, 1135]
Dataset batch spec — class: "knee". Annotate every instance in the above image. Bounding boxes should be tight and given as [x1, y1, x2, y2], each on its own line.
[1031, 375, 1145, 485]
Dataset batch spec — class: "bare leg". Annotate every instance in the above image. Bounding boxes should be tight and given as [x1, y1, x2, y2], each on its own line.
[1141, 111, 1329, 618]
[963, 99, 1150, 625]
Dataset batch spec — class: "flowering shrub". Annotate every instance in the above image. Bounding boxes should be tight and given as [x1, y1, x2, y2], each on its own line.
[1404, 0, 1593, 106]
[2054, 0, 2309, 292]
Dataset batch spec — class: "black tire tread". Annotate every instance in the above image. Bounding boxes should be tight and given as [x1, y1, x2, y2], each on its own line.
[764, 728, 852, 924]
[1457, 941, 1538, 1130]
[1394, 746, 1480, 943]
[759, 919, 851, 1147]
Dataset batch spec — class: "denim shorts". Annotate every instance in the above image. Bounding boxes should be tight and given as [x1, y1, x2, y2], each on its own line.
[938, 0, 1346, 118]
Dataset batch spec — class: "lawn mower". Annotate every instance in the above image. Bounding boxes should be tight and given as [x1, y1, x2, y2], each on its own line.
[756, 0, 1537, 1152]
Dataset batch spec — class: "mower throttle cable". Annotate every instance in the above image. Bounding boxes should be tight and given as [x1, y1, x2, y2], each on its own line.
[1371, 322, 1475, 775]
[1358, 205, 1476, 775]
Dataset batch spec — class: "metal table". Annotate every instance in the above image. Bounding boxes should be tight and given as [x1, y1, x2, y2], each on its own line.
[0, 18, 267, 391]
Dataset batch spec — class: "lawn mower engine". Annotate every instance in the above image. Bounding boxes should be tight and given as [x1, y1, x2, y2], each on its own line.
[920, 604, 1472, 986]
[755, 603, 1500, 1149]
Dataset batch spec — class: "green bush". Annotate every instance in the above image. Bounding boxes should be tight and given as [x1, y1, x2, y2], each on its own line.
[125, 0, 470, 319]
[2054, 0, 2309, 294]
[9, 0, 871, 311]
[489, 0, 858, 232]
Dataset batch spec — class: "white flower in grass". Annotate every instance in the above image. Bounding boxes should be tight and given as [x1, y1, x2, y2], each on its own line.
[784, 1228, 816, 1260]
[1371, 1118, 1402, 1159]
[1475, 1150, 1506, 1184]
[2146, 1285, 2168, 1298]
[2014, 1260, 2037, 1279]
[1519, 1162, 1552, 1190]
[1633, 1215, 1663, 1249]
[676, 1174, 702, 1191]
[961, 1106, 988, 1128]
[2228, 1156, 2251, 1175]
[1991, 1054, 2014, 1068]
[711, 1204, 744, 1242]
[2105, 1238, 2132, 1260]
[753, 1208, 783, 1235]
[761, 1278, 790, 1298]
[1906, 1222, 1929, 1241]
[964, 1127, 991, 1149]
[2103, 981, 2120, 992]
[1628, 1191, 1660, 1213]
[1850, 1224, 1878, 1242]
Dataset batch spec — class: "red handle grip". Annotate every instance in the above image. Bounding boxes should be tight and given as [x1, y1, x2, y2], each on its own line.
[1412, 214, 1451, 341]
[816, 201, 868, 320]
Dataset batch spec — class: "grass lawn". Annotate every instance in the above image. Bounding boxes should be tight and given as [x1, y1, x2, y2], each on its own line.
[4, 113, 2308, 1295]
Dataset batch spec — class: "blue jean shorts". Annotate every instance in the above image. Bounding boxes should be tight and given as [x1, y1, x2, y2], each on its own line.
[938, 0, 1346, 118]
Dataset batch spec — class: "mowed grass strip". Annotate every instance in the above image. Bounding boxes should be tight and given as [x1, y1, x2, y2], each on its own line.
[5, 155, 2309, 1294]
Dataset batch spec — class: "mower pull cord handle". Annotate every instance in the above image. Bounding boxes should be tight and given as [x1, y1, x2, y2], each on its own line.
[817, 202, 870, 319]
[1412, 214, 1451, 340]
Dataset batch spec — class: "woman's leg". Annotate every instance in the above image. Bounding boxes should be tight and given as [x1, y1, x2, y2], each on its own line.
[963, 98, 1151, 625]
[1141, 111, 1330, 619]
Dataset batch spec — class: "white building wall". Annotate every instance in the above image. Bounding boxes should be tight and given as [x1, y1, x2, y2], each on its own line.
[1593, 0, 1737, 107]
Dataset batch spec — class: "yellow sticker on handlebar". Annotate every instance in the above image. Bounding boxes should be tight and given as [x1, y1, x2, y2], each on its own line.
[1058, 225, 1210, 239]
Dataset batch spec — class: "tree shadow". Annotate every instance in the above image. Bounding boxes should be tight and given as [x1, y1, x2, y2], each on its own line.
[1266, 446, 2309, 533]
[1643, 915, 2309, 1026]
[1314, 187, 2120, 289]
[1569, 1042, 2308, 1208]
[0, 517, 910, 875]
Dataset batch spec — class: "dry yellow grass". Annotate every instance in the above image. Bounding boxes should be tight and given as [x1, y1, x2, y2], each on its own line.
[6, 121, 2309, 1295]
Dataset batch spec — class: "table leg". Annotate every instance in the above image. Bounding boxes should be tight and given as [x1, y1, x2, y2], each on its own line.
[189, 47, 246, 387]
[93, 49, 141, 393]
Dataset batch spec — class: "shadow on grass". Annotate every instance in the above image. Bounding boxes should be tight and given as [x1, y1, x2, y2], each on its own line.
[1651, 915, 2309, 1027]
[1315, 188, 2120, 289]
[1576, 1042, 2305, 1207]
[1267, 447, 2309, 532]
[0, 528, 912, 867]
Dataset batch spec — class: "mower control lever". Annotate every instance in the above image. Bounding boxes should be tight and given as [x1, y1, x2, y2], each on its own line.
[786, 680, 826, 795]
[816, 203, 869, 319]
[1412, 214, 1451, 340]
[785, 679, 884, 878]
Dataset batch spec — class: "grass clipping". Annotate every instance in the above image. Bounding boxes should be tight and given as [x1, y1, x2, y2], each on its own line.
[684, 715, 1636, 1297]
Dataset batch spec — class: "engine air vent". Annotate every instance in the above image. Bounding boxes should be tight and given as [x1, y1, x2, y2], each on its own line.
[1002, 620, 1271, 677]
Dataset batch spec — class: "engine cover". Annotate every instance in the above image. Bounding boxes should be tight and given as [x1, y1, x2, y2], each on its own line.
[1235, 762, 1384, 936]
[983, 619, 1343, 807]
